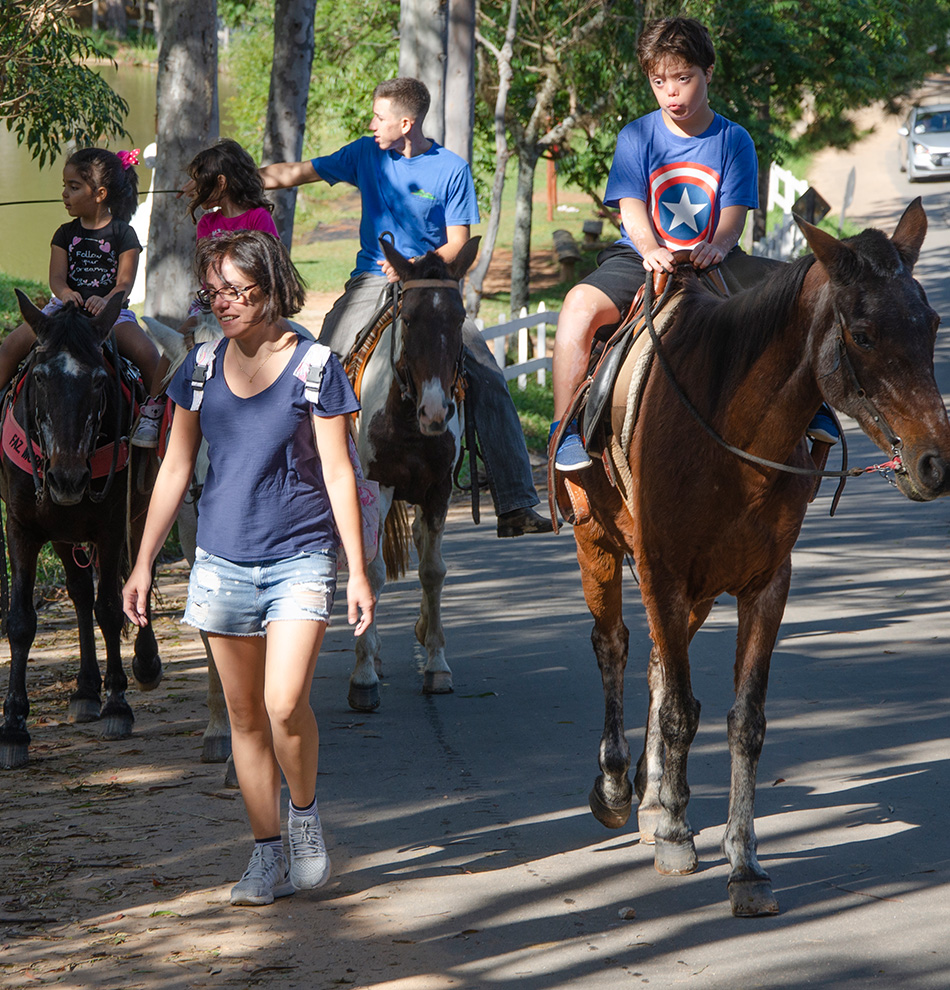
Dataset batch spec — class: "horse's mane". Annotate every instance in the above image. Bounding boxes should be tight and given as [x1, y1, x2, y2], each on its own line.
[37, 304, 107, 367]
[407, 251, 452, 279]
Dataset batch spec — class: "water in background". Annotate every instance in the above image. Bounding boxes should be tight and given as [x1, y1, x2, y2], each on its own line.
[0, 64, 235, 288]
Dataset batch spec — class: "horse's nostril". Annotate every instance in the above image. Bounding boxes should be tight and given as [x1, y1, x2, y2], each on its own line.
[918, 452, 947, 491]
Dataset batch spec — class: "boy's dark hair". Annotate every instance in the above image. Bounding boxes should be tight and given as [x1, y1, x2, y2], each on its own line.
[637, 17, 715, 75]
[185, 138, 274, 224]
[66, 148, 139, 223]
[195, 229, 306, 324]
[372, 77, 430, 122]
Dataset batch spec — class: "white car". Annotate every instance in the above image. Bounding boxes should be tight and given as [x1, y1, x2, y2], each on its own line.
[899, 104, 950, 182]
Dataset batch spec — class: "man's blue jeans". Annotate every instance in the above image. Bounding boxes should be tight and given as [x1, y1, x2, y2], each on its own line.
[319, 272, 540, 516]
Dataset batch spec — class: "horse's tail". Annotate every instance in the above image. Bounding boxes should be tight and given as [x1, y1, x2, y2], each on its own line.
[382, 499, 412, 580]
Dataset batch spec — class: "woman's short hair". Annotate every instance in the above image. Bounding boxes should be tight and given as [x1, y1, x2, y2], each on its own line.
[194, 229, 306, 324]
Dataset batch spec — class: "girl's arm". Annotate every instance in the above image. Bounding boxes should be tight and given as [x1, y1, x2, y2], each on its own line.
[122, 407, 202, 626]
[312, 413, 375, 636]
[84, 247, 140, 317]
[48, 245, 83, 307]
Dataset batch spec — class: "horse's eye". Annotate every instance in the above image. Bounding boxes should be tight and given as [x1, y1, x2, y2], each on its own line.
[850, 331, 873, 350]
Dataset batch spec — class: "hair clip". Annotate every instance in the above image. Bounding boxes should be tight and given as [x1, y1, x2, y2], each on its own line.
[117, 149, 141, 170]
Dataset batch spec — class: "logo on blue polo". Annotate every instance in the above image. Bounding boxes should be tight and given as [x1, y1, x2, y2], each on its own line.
[649, 161, 721, 249]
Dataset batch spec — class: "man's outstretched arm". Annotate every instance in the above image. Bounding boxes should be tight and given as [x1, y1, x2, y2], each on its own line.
[259, 160, 322, 190]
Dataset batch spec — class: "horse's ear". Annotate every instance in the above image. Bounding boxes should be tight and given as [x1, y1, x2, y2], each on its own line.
[794, 214, 856, 283]
[15, 289, 45, 332]
[447, 236, 481, 281]
[380, 238, 414, 283]
[91, 293, 126, 342]
[890, 197, 927, 269]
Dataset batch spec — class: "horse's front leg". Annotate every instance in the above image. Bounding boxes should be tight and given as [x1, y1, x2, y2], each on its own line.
[640, 582, 701, 876]
[87, 540, 134, 740]
[636, 599, 713, 844]
[349, 486, 394, 712]
[0, 525, 42, 768]
[724, 561, 789, 917]
[412, 499, 451, 695]
[575, 526, 632, 829]
[52, 540, 102, 724]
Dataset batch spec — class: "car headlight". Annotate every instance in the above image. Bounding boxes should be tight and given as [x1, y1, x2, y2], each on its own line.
[913, 143, 930, 154]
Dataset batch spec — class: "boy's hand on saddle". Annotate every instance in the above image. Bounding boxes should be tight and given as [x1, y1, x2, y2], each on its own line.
[640, 246, 676, 273]
[689, 241, 727, 270]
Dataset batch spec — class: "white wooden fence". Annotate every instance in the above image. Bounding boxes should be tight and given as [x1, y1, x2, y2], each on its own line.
[475, 302, 557, 390]
[752, 163, 809, 261]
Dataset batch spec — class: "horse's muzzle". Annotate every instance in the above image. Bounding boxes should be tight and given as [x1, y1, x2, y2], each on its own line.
[897, 448, 950, 501]
[47, 467, 90, 505]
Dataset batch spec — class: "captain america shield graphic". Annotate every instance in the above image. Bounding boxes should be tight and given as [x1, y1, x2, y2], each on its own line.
[649, 162, 720, 249]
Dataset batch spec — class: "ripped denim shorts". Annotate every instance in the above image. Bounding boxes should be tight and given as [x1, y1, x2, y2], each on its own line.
[182, 547, 338, 636]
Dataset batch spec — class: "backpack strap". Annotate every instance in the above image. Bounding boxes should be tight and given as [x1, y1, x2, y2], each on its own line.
[189, 338, 223, 412]
[292, 341, 333, 406]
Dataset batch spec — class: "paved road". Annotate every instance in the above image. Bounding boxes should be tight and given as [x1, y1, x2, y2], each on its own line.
[264, 129, 950, 988]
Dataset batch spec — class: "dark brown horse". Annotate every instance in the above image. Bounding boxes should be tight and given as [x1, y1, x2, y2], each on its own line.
[0, 292, 161, 769]
[570, 200, 950, 916]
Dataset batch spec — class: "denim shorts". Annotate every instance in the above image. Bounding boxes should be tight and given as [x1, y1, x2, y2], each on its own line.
[182, 548, 338, 636]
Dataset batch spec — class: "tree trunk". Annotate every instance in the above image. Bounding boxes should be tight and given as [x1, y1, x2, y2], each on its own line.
[262, 0, 317, 248]
[752, 100, 770, 243]
[510, 147, 538, 314]
[146, 0, 218, 326]
[104, 0, 128, 38]
[398, 0, 447, 144]
[443, 0, 474, 162]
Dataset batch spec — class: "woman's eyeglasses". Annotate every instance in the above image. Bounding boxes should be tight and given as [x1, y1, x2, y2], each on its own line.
[196, 283, 257, 306]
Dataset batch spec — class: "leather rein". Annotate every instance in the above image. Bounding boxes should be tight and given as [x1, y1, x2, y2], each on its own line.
[642, 266, 907, 510]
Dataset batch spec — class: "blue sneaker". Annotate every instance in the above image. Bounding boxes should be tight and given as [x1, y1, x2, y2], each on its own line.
[555, 426, 592, 472]
[807, 405, 838, 445]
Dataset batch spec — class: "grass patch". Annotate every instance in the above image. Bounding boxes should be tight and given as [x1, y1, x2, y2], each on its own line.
[1, 274, 49, 335]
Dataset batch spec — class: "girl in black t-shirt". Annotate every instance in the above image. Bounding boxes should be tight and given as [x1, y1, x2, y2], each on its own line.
[0, 148, 166, 447]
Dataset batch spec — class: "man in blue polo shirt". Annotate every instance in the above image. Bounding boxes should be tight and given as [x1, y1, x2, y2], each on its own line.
[261, 77, 550, 538]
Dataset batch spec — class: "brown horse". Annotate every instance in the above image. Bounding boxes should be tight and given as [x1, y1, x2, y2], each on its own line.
[570, 200, 950, 916]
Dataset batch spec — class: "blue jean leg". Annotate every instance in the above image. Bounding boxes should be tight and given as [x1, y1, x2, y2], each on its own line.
[320, 273, 540, 516]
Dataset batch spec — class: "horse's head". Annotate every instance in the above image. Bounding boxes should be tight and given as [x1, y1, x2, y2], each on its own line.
[382, 236, 480, 436]
[799, 199, 950, 501]
[15, 290, 123, 505]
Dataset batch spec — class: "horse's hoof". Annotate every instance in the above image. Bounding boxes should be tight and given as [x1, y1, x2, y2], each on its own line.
[133, 655, 163, 691]
[348, 682, 380, 712]
[100, 714, 134, 740]
[0, 739, 29, 769]
[637, 806, 663, 845]
[654, 836, 698, 875]
[201, 733, 232, 764]
[422, 671, 453, 694]
[224, 755, 239, 789]
[68, 698, 101, 723]
[588, 777, 632, 829]
[729, 879, 779, 917]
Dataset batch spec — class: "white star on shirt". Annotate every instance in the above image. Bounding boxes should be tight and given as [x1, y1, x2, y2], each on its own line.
[663, 187, 707, 233]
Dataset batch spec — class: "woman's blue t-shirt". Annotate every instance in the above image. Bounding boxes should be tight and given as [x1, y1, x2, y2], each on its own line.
[167, 335, 361, 562]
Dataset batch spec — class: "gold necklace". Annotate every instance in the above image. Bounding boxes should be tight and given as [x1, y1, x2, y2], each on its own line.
[235, 338, 286, 383]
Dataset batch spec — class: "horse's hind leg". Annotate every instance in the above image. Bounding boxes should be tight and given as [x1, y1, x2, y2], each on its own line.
[723, 564, 789, 917]
[53, 541, 103, 724]
[576, 532, 632, 829]
[0, 527, 42, 768]
[635, 599, 713, 844]
[413, 504, 452, 695]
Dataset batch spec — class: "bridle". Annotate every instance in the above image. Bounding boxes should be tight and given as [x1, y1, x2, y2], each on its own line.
[388, 277, 466, 405]
[642, 266, 907, 509]
[20, 331, 128, 504]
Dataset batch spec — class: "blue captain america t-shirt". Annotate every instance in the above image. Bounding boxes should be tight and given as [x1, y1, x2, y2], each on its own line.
[312, 137, 480, 277]
[604, 110, 758, 254]
[167, 335, 360, 562]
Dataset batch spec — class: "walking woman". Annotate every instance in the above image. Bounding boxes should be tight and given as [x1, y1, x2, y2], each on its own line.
[123, 229, 374, 905]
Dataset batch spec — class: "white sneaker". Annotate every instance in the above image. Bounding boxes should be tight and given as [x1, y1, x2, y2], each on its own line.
[229, 844, 295, 906]
[288, 814, 331, 889]
[131, 398, 165, 448]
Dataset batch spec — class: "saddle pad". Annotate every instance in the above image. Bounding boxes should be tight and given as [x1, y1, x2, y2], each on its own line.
[610, 289, 684, 460]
